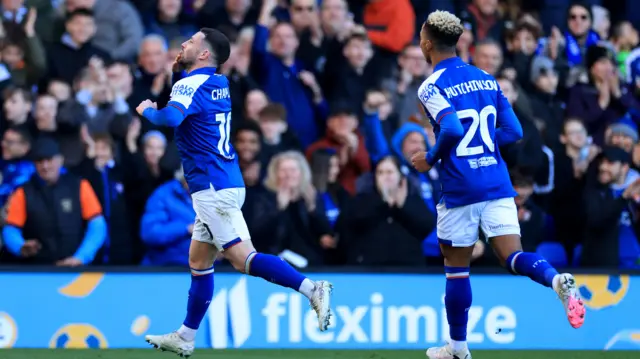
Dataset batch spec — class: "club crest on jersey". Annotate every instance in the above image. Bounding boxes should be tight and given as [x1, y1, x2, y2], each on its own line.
[171, 84, 195, 98]
[419, 83, 438, 102]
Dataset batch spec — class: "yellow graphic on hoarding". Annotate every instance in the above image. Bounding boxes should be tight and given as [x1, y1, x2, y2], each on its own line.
[131, 315, 151, 336]
[49, 324, 108, 348]
[604, 329, 640, 350]
[58, 273, 105, 298]
[0, 312, 18, 348]
[575, 275, 630, 310]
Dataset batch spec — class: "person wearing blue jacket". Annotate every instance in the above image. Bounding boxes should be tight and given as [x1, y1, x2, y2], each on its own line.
[140, 167, 194, 266]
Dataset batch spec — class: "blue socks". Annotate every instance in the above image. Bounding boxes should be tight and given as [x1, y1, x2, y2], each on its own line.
[178, 266, 215, 341]
[246, 252, 313, 296]
[444, 266, 472, 343]
[506, 251, 558, 287]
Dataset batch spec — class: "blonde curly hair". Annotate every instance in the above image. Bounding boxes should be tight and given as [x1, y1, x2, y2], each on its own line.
[264, 151, 317, 211]
[424, 11, 464, 49]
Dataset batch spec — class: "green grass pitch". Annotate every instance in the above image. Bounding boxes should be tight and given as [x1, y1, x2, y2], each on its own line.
[0, 349, 635, 359]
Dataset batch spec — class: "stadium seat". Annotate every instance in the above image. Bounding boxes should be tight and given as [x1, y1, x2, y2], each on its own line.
[572, 245, 583, 267]
[536, 242, 568, 267]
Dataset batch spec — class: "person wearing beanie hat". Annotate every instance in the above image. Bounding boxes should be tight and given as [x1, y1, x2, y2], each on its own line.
[582, 144, 640, 268]
[606, 115, 639, 153]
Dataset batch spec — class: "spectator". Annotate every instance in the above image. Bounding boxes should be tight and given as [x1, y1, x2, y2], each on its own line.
[505, 20, 541, 91]
[528, 56, 564, 147]
[233, 120, 263, 187]
[496, 76, 545, 178]
[252, 0, 327, 148]
[340, 156, 432, 266]
[256, 151, 334, 266]
[319, 0, 353, 42]
[242, 88, 268, 124]
[221, 28, 259, 130]
[591, 5, 610, 42]
[257, 103, 302, 167]
[1, 0, 55, 43]
[306, 104, 371, 195]
[2, 87, 34, 136]
[288, 0, 324, 73]
[363, 0, 415, 72]
[511, 170, 545, 252]
[1, 136, 107, 265]
[60, 0, 144, 61]
[32, 93, 84, 167]
[2, 8, 47, 88]
[566, 44, 639, 144]
[129, 35, 174, 140]
[139, 166, 193, 267]
[143, 0, 197, 44]
[309, 148, 348, 230]
[583, 146, 640, 268]
[360, 90, 440, 260]
[323, 29, 380, 107]
[73, 61, 133, 138]
[382, 43, 431, 129]
[606, 116, 638, 154]
[46, 8, 111, 85]
[547, 2, 599, 88]
[123, 128, 175, 261]
[612, 21, 639, 78]
[73, 133, 133, 264]
[549, 118, 599, 257]
[0, 126, 33, 207]
[473, 38, 503, 77]
[462, 0, 504, 43]
[197, 0, 257, 37]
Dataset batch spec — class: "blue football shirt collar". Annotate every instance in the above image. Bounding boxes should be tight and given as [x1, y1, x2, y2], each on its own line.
[434, 56, 463, 72]
[186, 66, 217, 77]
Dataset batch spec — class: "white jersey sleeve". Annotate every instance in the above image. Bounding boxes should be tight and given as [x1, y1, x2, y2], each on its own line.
[418, 68, 454, 122]
[169, 74, 209, 112]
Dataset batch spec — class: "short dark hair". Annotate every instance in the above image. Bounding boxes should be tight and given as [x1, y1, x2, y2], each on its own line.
[3, 87, 32, 103]
[232, 120, 262, 142]
[66, 8, 94, 22]
[510, 169, 534, 188]
[200, 27, 230, 66]
[5, 125, 32, 144]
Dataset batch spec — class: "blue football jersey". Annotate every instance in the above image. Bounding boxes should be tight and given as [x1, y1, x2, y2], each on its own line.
[418, 57, 517, 208]
[167, 67, 244, 193]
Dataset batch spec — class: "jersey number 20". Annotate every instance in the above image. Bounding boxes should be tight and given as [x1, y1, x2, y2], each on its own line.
[216, 112, 232, 158]
[455, 105, 497, 157]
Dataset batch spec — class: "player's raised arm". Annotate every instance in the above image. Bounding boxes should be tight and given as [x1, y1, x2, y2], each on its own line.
[494, 84, 524, 145]
[419, 83, 464, 165]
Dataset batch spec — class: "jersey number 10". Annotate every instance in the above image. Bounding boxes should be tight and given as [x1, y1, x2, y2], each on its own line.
[216, 112, 233, 158]
[455, 105, 497, 157]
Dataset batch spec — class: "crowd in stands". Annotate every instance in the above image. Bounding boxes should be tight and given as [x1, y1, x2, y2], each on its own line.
[0, 0, 638, 269]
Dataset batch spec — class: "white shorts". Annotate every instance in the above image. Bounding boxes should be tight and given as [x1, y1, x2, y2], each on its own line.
[191, 185, 250, 251]
[436, 197, 520, 247]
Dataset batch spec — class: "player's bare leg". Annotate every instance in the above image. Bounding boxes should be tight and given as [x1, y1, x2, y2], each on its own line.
[224, 241, 333, 331]
[491, 234, 586, 328]
[145, 240, 217, 357]
[425, 244, 473, 359]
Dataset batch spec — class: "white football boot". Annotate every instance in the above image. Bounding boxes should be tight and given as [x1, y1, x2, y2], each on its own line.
[145, 332, 195, 358]
[426, 343, 472, 359]
[552, 273, 586, 328]
[309, 280, 333, 331]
